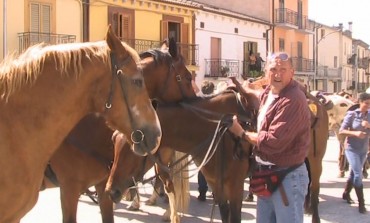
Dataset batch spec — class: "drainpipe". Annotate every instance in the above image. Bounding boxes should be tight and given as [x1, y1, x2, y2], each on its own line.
[3, 0, 7, 58]
[265, 26, 272, 56]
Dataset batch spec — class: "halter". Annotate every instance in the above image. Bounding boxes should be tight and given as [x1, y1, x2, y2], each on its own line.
[158, 61, 191, 102]
[106, 52, 145, 145]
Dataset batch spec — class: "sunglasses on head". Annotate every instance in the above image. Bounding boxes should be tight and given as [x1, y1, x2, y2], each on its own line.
[269, 53, 289, 61]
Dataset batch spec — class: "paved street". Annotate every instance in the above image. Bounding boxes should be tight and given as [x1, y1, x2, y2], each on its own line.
[22, 136, 369, 223]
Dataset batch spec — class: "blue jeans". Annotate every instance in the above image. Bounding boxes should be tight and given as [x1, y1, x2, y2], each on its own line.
[256, 163, 309, 223]
[198, 171, 208, 193]
[345, 149, 368, 187]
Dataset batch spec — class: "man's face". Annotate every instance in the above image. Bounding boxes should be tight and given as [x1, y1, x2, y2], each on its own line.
[266, 58, 294, 94]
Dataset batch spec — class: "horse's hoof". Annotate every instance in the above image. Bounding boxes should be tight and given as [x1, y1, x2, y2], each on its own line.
[127, 204, 140, 211]
[337, 171, 345, 178]
[363, 171, 368, 179]
[244, 194, 254, 202]
[145, 199, 156, 206]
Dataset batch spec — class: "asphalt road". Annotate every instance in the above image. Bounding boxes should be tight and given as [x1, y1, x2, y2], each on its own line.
[21, 136, 370, 223]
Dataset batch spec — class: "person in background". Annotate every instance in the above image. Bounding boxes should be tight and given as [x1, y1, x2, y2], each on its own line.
[249, 51, 257, 71]
[229, 52, 310, 223]
[255, 52, 265, 72]
[339, 92, 370, 214]
[197, 80, 215, 201]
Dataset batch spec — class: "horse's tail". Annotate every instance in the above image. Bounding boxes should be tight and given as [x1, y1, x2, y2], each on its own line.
[172, 151, 190, 214]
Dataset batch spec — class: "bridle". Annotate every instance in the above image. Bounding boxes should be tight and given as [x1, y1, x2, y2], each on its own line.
[157, 58, 193, 102]
[105, 52, 145, 145]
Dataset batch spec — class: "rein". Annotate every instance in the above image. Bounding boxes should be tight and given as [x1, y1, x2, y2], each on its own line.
[106, 52, 145, 145]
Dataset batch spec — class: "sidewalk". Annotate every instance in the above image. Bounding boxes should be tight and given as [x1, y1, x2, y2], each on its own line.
[22, 136, 369, 223]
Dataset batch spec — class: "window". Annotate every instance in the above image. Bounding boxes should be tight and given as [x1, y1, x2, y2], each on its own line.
[29, 1, 52, 43]
[279, 38, 285, 52]
[334, 56, 338, 68]
[30, 2, 51, 34]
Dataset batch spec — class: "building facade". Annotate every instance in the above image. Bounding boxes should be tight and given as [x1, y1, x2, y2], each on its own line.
[0, 0, 80, 60]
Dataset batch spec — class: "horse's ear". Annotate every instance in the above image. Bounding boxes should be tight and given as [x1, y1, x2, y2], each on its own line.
[106, 25, 126, 54]
[160, 39, 169, 52]
[168, 37, 178, 58]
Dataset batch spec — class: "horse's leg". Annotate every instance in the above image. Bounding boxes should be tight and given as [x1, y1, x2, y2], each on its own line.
[157, 165, 179, 223]
[145, 175, 162, 206]
[218, 201, 230, 223]
[304, 158, 312, 214]
[308, 158, 322, 223]
[59, 184, 80, 223]
[228, 190, 243, 223]
[95, 181, 114, 223]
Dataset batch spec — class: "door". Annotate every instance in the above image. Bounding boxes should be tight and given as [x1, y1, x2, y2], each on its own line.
[108, 7, 135, 46]
[210, 37, 221, 76]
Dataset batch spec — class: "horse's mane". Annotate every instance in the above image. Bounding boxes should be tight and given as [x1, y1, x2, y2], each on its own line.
[139, 49, 172, 66]
[0, 40, 138, 101]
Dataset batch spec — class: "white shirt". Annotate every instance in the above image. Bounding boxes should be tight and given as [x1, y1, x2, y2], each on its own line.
[256, 91, 277, 165]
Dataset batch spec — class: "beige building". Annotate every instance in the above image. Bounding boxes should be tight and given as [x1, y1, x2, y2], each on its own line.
[0, 0, 81, 60]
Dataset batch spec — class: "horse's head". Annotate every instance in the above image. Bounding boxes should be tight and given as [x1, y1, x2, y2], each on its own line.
[105, 131, 149, 203]
[139, 37, 196, 103]
[103, 25, 161, 156]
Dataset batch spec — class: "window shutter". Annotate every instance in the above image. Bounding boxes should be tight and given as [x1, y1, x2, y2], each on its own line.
[30, 3, 40, 33]
[122, 16, 130, 40]
[41, 5, 51, 33]
[160, 20, 169, 41]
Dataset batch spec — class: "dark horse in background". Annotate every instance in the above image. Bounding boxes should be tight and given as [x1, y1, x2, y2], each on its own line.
[39, 37, 196, 223]
[107, 90, 257, 223]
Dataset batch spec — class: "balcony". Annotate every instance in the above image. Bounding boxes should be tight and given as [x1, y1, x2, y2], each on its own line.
[122, 38, 199, 68]
[358, 57, 369, 69]
[18, 32, 76, 52]
[297, 17, 315, 34]
[291, 57, 314, 72]
[204, 59, 239, 78]
[275, 8, 298, 29]
[316, 66, 341, 79]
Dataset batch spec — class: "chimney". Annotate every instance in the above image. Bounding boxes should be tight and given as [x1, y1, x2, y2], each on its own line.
[339, 23, 343, 31]
[348, 22, 353, 33]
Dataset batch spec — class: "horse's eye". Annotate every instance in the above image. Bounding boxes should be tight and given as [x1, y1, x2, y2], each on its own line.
[132, 79, 143, 87]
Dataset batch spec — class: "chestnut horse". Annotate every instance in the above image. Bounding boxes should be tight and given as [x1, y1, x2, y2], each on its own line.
[107, 90, 256, 223]
[0, 26, 162, 223]
[39, 37, 196, 223]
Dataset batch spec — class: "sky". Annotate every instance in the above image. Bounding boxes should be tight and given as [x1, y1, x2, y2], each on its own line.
[309, 0, 370, 45]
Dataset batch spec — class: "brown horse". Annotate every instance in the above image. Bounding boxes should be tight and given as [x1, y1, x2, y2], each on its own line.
[39, 37, 196, 223]
[107, 90, 256, 223]
[0, 26, 162, 223]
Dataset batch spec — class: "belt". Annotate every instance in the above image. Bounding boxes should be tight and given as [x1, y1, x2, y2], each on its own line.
[256, 164, 288, 171]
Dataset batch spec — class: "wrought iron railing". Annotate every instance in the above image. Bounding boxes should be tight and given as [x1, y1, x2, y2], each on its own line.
[275, 8, 298, 26]
[121, 38, 199, 66]
[18, 32, 76, 52]
[204, 59, 239, 78]
[291, 57, 314, 72]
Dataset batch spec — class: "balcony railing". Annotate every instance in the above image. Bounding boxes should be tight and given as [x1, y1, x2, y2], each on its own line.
[291, 57, 314, 72]
[121, 38, 199, 66]
[316, 66, 341, 78]
[204, 59, 239, 78]
[297, 16, 315, 33]
[18, 32, 76, 52]
[358, 57, 369, 69]
[275, 8, 298, 27]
